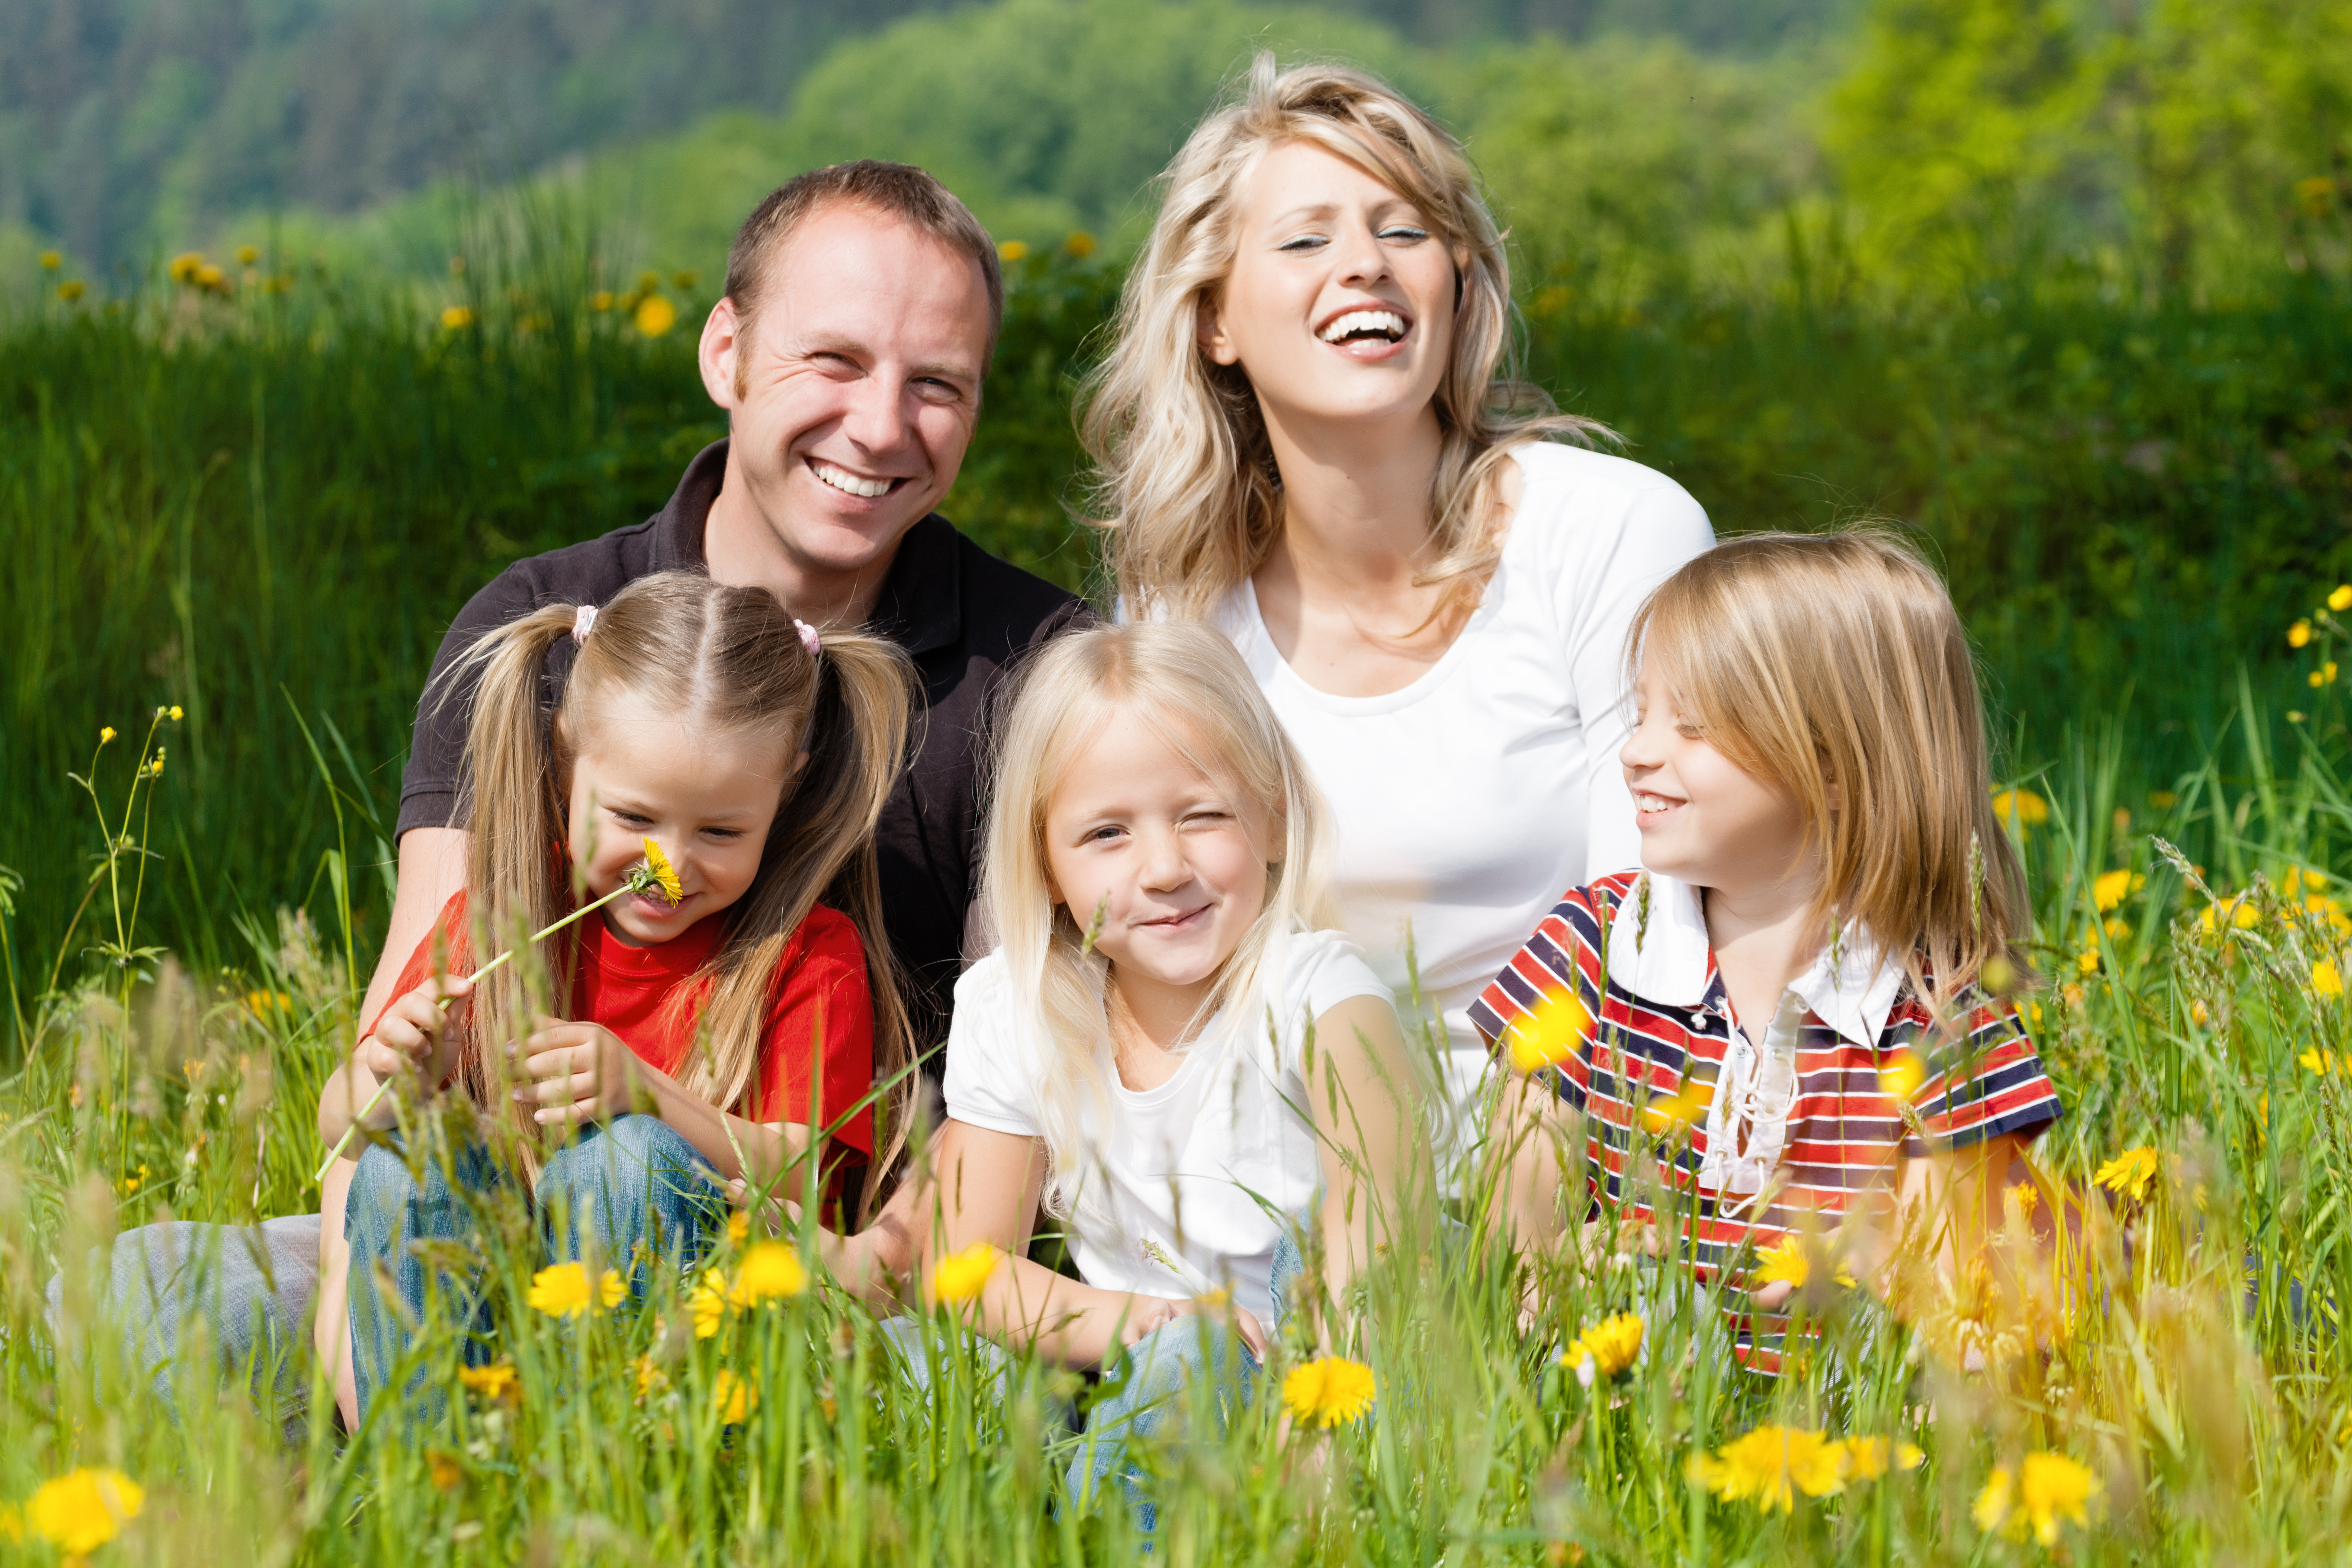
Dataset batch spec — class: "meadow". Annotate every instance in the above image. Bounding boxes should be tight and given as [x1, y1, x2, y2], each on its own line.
[4, 234, 2352, 1563]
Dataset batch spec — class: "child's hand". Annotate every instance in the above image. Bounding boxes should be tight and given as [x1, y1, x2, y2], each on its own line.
[356, 974, 471, 1094]
[508, 1018, 642, 1126]
[1120, 1293, 1270, 1361]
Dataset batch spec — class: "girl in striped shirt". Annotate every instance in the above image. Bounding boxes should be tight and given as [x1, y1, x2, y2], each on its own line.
[1474, 530, 2060, 1370]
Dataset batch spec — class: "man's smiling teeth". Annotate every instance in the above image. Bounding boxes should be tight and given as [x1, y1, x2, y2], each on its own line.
[1318, 310, 1405, 344]
[811, 460, 894, 499]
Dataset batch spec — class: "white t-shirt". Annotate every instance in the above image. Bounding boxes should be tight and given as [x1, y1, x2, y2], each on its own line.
[941, 927, 1391, 1325]
[1209, 441, 1712, 1124]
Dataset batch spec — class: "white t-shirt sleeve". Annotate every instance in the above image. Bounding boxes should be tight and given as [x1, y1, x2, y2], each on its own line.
[939, 953, 1043, 1139]
[1555, 471, 1714, 880]
[1272, 929, 1395, 1076]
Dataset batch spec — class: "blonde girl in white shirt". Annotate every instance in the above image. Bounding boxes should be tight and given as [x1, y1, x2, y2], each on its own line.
[929, 619, 1428, 1530]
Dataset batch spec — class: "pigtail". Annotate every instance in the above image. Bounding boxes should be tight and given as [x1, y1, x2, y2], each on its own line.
[687, 629, 918, 1221]
[444, 602, 582, 1179]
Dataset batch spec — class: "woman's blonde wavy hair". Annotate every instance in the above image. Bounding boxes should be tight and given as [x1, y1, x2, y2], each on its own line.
[1626, 530, 2028, 1010]
[980, 620, 1333, 1237]
[1082, 54, 1605, 621]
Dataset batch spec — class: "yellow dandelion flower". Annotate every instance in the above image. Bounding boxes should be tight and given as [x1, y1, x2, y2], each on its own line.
[427, 1449, 463, 1491]
[28, 1467, 144, 1555]
[1992, 788, 2049, 830]
[59, 279, 85, 302]
[1064, 231, 1098, 259]
[1689, 1426, 1847, 1513]
[590, 290, 614, 312]
[931, 1242, 1002, 1305]
[2291, 619, 2315, 648]
[2093, 1146, 2159, 1204]
[2300, 1047, 2343, 1077]
[39, 250, 61, 270]
[997, 239, 1029, 262]
[2200, 898, 2261, 933]
[440, 305, 474, 330]
[634, 1353, 668, 1399]
[100, 726, 116, 744]
[711, 1369, 755, 1423]
[2092, 869, 2145, 911]
[236, 244, 259, 266]
[2316, 960, 2345, 1000]
[727, 1210, 750, 1245]
[1976, 1452, 2098, 1544]
[1502, 986, 1589, 1074]
[641, 837, 684, 905]
[1639, 1078, 1711, 1133]
[195, 263, 228, 292]
[1560, 1312, 1642, 1385]
[736, 1241, 807, 1302]
[1282, 1356, 1376, 1427]
[527, 1260, 623, 1318]
[168, 252, 204, 284]
[691, 1267, 732, 1337]
[1838, 1436, 1924, 1481]
[456, 1360, 519, 1401]
[634, 294, 678, 336]
[1878, 1048, 1925, 1102]
[2333, 585, 2352, 612]
[168, 704, 183, 721]
[1752, 1234, 1855, 1292]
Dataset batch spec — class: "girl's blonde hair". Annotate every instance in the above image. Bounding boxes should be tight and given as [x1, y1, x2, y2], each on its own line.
[1627, 530, 2026, 1007]
[449, 571, 918, 1198]
[980, 620, 1332, 1233]
[1082, 54, 1604, 622]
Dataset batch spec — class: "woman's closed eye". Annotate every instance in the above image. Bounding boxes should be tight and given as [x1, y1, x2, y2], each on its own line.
[1377, 224, 1430, 243]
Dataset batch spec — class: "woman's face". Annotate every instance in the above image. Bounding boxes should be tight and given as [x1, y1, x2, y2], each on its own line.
[1199, 138, 1459, 439]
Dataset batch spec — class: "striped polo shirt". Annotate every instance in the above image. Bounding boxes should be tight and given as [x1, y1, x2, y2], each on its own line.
[1469, 870, 2061, 1372]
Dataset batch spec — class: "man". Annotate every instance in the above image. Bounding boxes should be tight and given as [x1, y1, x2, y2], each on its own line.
[374, 159, 1084, 1051]
[77, 162, 1086, 1432]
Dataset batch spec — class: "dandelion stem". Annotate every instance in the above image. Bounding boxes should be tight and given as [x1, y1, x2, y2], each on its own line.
[312, 855, 668, 1181]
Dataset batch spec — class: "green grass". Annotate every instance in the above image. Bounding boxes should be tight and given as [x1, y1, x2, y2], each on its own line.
[5, 255, 2352, 1563]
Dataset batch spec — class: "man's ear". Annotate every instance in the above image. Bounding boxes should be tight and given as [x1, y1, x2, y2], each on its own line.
[1197, 290, 1240, 368]
[698, 296, 745, 413]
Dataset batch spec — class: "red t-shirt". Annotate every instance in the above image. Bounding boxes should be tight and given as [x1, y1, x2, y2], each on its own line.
[372, 890, 876, 1157]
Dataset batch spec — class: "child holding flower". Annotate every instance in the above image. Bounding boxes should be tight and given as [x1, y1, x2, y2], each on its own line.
[1477, 531, 2063, 1370]
[312, 571, 915, 1425]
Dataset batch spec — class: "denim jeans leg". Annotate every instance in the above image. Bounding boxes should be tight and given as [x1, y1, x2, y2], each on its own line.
[344, 1136, 503, 1425]
[48, 1215, 321, 1446]
[1067, 1314, 1259, 1537]
[535, 1115, 727, 1294]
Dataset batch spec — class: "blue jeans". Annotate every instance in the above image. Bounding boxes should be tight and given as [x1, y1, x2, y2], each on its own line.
[345, 1114, 726, 1423]
[1065, 1231, 1306, 1536]
[47, 1214, 321, 1445]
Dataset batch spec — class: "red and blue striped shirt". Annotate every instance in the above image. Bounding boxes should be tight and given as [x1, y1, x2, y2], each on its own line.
[1470, 871, 2061, 1371]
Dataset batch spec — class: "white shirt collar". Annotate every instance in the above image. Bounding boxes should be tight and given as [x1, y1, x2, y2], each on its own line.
[1603, 871, 1908, 1047]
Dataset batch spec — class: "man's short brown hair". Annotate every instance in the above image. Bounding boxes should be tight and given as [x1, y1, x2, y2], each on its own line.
[723, 161, 1004, 387]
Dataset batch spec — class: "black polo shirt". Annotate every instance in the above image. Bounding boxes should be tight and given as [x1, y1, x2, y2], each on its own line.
[395, 437, 1090, 1056]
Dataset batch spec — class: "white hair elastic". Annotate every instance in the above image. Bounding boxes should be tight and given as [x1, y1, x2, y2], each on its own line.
[794, 617, 821, 656]
[571, 604, 598, 644]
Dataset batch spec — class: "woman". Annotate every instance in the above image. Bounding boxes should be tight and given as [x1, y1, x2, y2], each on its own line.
[1083, 58, 1713, 1151]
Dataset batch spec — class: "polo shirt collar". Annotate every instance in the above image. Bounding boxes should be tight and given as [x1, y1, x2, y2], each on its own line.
[660, 437, 964, 656]
[1604, 871, 1906, 1047]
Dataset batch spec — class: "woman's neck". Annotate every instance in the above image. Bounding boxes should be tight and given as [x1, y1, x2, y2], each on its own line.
[1257, 400, 1448, 597]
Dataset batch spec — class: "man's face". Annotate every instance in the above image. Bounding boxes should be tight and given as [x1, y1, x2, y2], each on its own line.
[698, 203, 993, 592]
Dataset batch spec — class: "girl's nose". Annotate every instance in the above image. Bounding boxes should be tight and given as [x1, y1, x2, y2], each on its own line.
[1136, 827, 1188, 890]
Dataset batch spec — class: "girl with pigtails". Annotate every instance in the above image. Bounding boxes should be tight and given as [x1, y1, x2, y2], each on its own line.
[311, 570, 917, 1427]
